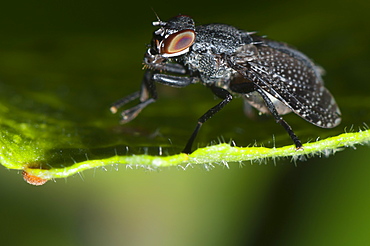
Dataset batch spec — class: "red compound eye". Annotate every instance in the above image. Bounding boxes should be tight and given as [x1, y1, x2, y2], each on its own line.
[162, 29, 195, 54]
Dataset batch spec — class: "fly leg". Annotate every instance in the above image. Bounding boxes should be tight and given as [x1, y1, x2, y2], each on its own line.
[111, 70, 157, 124]
[183, 86, 233, 154]
[225, 53, 303, 149]
[111, 67, 196, 124]
[110, 91, 140, 114]
[110, 70, 153, 113]
[256, 87, 303, 149]
[118, 75, 196, 124]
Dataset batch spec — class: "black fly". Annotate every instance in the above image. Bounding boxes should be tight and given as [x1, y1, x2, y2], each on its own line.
[111, 15, 341, 154]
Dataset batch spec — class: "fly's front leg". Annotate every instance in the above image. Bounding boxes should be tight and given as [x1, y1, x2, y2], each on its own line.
[133, 73, 196, 123]
[153, 74, 198, 87]
[119, 70, 159, 124]
[110, 70, 157, 124]
[110, 70, 152, 113]
[111, 63, 187, 114]
[110, 91, 140, 114]
[118, 74, 195, 124]
[111, 64, 195, 124]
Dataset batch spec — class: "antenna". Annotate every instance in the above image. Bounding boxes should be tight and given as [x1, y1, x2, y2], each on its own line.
[151, 8, 165, 26]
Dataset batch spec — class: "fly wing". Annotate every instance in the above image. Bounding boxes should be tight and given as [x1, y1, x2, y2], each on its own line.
[236, 40, 341, 128]
[244, 90, 292, 115]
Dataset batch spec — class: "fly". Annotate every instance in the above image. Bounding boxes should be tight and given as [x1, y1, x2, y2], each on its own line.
[110, 15, 341, 154]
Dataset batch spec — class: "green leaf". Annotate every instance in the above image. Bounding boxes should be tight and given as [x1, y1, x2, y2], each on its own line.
[10, 127, 370, 184]
[0, 63, 368, 184]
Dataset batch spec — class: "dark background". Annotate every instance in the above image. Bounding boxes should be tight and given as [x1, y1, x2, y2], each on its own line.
[0, 0, 370, 245]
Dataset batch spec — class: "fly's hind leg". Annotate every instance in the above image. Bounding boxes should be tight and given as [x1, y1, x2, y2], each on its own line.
[256, 87, 303, 149]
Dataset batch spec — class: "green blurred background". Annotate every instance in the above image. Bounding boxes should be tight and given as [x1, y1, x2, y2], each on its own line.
[1, 0, 370, 245]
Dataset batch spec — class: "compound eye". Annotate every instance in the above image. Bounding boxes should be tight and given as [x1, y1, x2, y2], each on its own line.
[162, 29, 195, 55]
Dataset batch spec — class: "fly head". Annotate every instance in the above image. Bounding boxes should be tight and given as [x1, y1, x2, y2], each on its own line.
[144, 15, 196, 70]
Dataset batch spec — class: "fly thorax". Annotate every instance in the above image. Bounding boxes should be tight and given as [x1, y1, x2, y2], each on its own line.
[185, 50, 233, 85]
